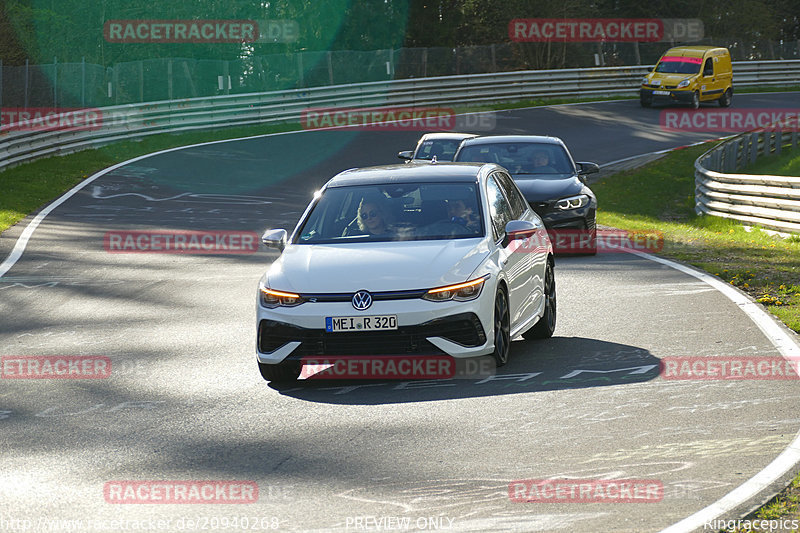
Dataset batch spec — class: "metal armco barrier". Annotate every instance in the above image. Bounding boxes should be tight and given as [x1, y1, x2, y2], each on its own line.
[1, 59, 799, 172]
[695, 128, 800, 233]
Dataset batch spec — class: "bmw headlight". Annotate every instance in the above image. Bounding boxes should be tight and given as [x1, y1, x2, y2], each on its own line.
[556, 195, 590, 210]
[259, 284, 305, 308]
[422, 275, 489, 302]
[677, 79, 691, 88]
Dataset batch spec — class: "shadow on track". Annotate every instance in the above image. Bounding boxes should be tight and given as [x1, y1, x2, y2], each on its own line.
[268, 336, 661, 405]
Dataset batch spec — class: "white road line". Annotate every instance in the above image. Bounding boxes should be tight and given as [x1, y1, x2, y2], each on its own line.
[636, 251, 800, 533]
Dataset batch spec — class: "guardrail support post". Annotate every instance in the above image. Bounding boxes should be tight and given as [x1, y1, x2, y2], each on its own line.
[750, 133, 759, 164]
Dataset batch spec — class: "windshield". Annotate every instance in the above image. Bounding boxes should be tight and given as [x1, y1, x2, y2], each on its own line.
[654, 56, 702, 74]
[413, 138, 466, 161]
[296, 182, 484, 244]
[456, 142, 574, 176]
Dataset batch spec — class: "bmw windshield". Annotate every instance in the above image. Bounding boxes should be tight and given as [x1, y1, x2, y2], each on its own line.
[295, 182, 484, 244]
[456, 143, 574, 177]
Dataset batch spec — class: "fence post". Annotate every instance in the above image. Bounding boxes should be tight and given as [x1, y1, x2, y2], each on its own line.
[81, 57, 86, 107]
[24, 59, 29, 108]
[53, 56, 58, 108]
[297, 53, 304, 88]
[113, 65, 119, 104]
[750, 132, 759, 164]
[776, 129, 782, 156]
[167, 59, 173, 100]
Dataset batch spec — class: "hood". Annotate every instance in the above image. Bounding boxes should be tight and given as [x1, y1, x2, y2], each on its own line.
[513, 175, 584, 203]
[648, 73, 696, 85]
[267, 238, 491, 293]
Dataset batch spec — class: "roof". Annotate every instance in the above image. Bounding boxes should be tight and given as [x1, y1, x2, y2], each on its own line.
[418, 132, 479, 141]
[662, 46, 729, 58]
[327, 162, 496, 187]
[459, 135, 564, 146]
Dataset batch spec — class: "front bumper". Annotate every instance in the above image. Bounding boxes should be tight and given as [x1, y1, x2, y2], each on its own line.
[526, 201, 596, 231]
[640, 87, 694, 103]
[256, 296, 494, 364]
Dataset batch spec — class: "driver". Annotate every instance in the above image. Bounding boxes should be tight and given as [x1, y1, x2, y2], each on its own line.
[446, 198, 480, 232]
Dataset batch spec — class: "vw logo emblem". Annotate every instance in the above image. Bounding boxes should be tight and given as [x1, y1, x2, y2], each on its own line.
[352, 290, 372, 310]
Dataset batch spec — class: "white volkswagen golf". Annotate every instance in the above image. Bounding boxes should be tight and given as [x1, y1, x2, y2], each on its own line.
[256, 162, 556, 381]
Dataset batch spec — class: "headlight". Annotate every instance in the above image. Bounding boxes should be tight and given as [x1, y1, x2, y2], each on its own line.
[260, 284, 304, 308]
[422, 275, 488, 302]
[641, 77, 649, 85]
[556, 195, 589, 210]
[677, 79, 691, 88]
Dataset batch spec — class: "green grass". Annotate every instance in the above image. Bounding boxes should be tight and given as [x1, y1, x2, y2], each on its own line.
[594, 142, 800, 333]
[722, 472, 800, 531]
[741, 146, 800, 176]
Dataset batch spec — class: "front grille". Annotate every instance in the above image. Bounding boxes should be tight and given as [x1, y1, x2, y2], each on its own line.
[258, 313, 486, 357]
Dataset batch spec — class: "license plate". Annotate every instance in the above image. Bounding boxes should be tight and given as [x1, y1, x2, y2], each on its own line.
[653, 90, 670, 96]
[325, 315, 398, 332]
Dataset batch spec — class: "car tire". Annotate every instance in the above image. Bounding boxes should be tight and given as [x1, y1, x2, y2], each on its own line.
[691, 91, 700, 109]
[523, 260, 556, 340]
[258, 361, 301, 382]
[491, 287, 511, 367]
[719, 88, 732, 107]
[640, 95, 652, 108]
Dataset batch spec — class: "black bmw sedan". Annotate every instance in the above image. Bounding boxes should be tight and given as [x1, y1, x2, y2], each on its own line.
[454, 135, 599, 254]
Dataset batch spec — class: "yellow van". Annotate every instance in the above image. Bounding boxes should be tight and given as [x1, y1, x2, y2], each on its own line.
[640, 46, 733, 108]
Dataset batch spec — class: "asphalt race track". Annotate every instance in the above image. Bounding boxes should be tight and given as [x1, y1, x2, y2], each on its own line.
[2, 94, 800, 533]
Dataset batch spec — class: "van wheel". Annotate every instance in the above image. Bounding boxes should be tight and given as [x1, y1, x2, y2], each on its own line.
[691, 92, 700, 109]
[719, 89, 732, 107]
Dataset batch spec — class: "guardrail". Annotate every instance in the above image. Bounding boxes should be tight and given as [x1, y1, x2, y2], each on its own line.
[695, 128, 800, 233]
[1, 59, 799, 172]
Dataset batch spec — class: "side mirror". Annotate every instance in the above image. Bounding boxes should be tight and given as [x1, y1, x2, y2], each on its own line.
[397, 150, 413, 161]
[576, 161, 600, 175]
[261, 229, 288, 252]
[503, 219, 540, 247]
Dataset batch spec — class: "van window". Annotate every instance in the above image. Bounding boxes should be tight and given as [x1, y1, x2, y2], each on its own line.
[703, 58, 714, 77]
[655, 56, 701, 74]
